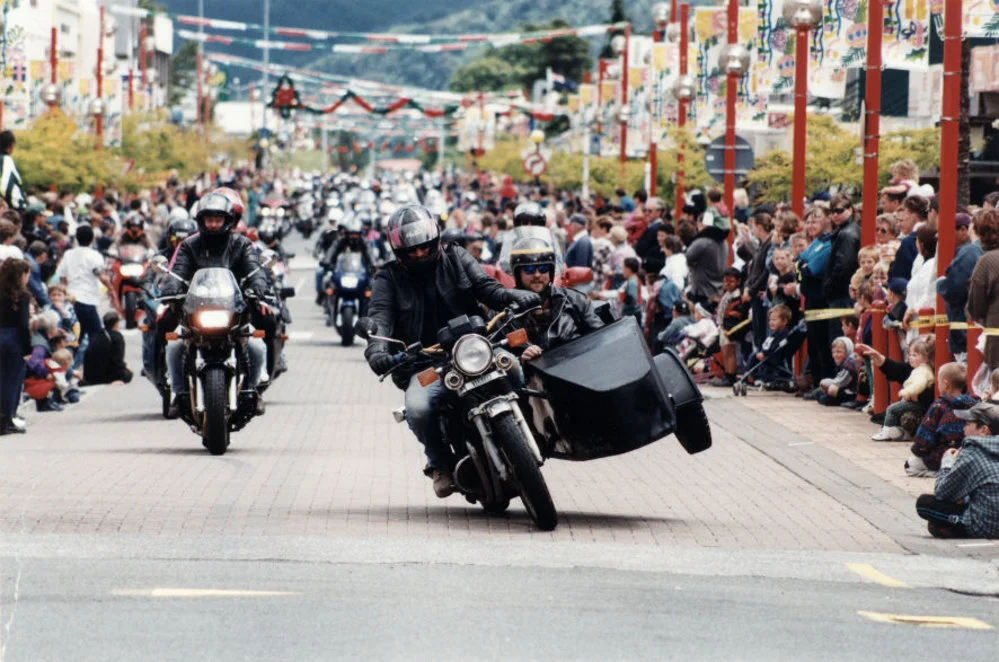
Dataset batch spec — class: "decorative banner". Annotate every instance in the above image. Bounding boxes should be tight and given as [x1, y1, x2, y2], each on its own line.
[908, 64, 943, 118]
[694, 7, 766, 140]
[457, 105, 496, 153]
[932, 0, 999, 38]
[882, 0, 931, 68]
[970, 44, 999, 93]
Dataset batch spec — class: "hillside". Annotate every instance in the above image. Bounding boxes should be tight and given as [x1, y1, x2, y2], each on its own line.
[160, 0, 715, 91]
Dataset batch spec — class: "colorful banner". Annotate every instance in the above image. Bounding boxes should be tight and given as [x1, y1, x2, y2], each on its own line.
[932, 1, 999, 38]
[695, 7, 766, 139]
[970, 44, 999, 92]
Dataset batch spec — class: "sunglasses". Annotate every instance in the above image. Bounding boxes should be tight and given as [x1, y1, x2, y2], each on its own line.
[877, 227, 890, 234]
[520, 264, 553, 275]
[830, 207, 844, 214]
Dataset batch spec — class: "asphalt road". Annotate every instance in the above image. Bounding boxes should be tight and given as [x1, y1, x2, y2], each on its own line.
[1, 232, 997, 661]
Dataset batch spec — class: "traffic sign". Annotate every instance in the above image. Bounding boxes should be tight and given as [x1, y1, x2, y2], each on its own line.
[704, 135, 755, 183]
[522, 151, 548, 177]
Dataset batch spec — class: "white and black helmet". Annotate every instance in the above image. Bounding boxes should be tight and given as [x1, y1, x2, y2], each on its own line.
[386, 205, 441, 273]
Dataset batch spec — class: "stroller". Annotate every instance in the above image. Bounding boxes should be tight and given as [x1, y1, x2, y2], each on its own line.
[732, 320, 808, 396]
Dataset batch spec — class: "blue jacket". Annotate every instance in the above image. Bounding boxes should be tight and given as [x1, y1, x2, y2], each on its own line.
[565, 234, 593, 269]
[889, 233, 918, 280]
[797, 233, 832, 307]
[936, 240, 984, 323]
[25, 254, 50, 308]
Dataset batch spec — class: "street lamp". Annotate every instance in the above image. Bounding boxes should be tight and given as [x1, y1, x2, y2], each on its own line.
[664, 23, 680, 44]
[781, 0, 823, 215]
[717, 44, 751, 76]
[529, 129, 545, 146]
[41, 83, 60, 109]
[652, 3, 670, 30]
[670, 75, 696, 101]
[610, 34, 627, 57]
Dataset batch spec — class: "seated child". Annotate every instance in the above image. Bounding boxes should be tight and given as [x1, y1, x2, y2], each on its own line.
[659, 300, 694, 348]
[83, 311, 134, 385]
[712, 267, 749, 387]
[679, 303, 720, 373]
[905, 363, 978, 477]
[817, 337, 859, 407]
[50, 348, 81, 405]
[744, 304, 792, 386]
[883, 278, 908, 329]
[915, 401, 999, 539]
[24, 316, 65, 412]
[860, 337, 935, 441]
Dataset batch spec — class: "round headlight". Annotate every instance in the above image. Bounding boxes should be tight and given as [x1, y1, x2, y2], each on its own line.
[340, 275, 359, 289]
[120, 263, 144, 278]
[452, 335, 493, 376]
[196, 310, 232, 330]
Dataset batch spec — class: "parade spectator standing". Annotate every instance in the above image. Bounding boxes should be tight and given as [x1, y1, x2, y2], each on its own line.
[741, 213, 775, 351]
[889, 196, 928, 280]
[798, 208, 834, 393]
[55, 225, 109, 367]
[660, 235, 688, 289]
[967, 209, 999, 371]
[25, 241, 50, 308]
[685, 217, 727, 306]
[822, 194, 860, 341]
[564, 215, 593, 269]
[0, 130, 26, 212]
[0, 259, 30, 434]
[590, 217, 614, 284]
[0, 219, 25, 263]
[936, 213, 981, 356]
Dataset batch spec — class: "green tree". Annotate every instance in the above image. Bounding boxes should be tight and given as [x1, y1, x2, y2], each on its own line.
[168, 40, 198, 107]
[450, 55, 523, 92]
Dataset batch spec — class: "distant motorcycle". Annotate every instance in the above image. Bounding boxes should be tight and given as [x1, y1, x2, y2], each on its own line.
[325, 251, 369, 346]
[107, 244, 151, 329]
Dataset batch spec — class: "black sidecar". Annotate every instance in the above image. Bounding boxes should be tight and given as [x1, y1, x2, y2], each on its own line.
[523, 317, 711, 461]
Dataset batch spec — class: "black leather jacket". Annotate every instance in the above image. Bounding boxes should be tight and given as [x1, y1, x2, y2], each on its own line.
[822, 220, 860, 302]
[364, 244, 519, 372]
[160, 233, 270, 298]
[519, 286, 605, 351]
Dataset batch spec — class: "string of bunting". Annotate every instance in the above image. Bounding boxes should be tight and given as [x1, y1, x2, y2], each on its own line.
[113, 6, 624, 48]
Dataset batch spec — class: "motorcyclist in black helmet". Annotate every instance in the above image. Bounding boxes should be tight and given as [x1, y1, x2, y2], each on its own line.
[117, 212, 153, 250]
[322, 217, 375, 274]
[158, 217, 197, 260]
[363, 204, 541, 498]
[160, 191, 274, 418]
[507, 235, 604, 362]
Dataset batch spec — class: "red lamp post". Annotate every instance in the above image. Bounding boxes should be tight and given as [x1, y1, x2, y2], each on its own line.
[718, 0, 750, 261]
[861, 1, 886, 247]
[673, 3, 693, 220]
[935, 0, 963, 367]
[611, 26, 631, 185]
[649, 3, 670, 198]
[783, 0, 823, 217]
[93, 4, 106, 151]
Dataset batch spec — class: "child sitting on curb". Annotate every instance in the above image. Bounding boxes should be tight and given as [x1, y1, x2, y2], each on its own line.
[905, 363, 979, 477]
[915, 401, 999, 539]
[857, 337, 935, 441]
[817, 337, 859, 407]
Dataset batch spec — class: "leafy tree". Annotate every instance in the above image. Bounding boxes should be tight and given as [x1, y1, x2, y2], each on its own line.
[168, 40, 198, 107]
[450, 55, 524, 92]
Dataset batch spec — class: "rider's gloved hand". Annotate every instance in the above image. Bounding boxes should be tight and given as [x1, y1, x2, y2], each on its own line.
[509, 290, 542, 310]
[368, 352, 396, 375]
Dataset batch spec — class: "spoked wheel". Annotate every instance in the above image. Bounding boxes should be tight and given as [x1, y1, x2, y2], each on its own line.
[124, 291, 138, 329]
[201, 365, 230, 455]
[340, 307, 355, 347]
[491, 412, 557, 531]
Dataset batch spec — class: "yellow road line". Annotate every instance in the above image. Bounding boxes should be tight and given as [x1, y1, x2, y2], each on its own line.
[112, 588, 300, 598]
[846, 563, 910, 588]
[858, 611, 993, 630]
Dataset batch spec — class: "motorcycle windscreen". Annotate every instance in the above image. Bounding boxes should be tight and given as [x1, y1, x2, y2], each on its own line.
[182, 268, 245, 316]
[119, 244, 148, 262]
[525, 317, 674, 461]
[336, 252, 363, 273]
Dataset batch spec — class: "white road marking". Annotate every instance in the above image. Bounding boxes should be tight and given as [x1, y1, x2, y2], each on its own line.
[956, 541, 999, 548]
[112, 588, 300, 598]
[287, 331, 315, 342]
[787, 441, 814, 447]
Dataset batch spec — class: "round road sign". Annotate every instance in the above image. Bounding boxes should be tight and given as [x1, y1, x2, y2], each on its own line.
[522, 152, 547, 177]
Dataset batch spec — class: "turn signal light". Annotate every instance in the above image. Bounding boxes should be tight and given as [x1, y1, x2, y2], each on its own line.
[417, 368, 439, 387]
[506, 328, 529, 348]
[165, 332, 179, 341]
[252, 330, 266, 338]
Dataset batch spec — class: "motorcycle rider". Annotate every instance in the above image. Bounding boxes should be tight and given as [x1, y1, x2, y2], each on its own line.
[496, 202, 549, 272]
[156, 210, 196, 259]
[322, 217, 376, 275]
[363, 205, 541, 497]
[116, 212, 153, 251]
[159, 190, 274, 418]
[508, 236, 605, 362]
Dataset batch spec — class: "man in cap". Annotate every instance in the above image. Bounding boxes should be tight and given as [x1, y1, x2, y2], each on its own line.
[915, 401, 999, 539]
[563, 214, 592, 270]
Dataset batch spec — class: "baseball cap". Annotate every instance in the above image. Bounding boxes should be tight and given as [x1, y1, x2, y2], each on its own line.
[886, 277, 908, 296]
[954, 402, 999, 435]
[955, 213, 972, 228]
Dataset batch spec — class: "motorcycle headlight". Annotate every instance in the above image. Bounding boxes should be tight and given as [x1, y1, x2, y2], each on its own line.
[195, 310, 232, 330]
[120, 263, 144, 278]
[340, 275, 359, 289]
[452, 335, 493, 376]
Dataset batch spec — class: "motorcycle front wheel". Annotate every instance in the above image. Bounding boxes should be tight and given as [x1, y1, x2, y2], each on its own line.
[202, 365, 230, 455]
[492, 411, 557, 531]
[340, 307, 355, 347]
[124, 291, 138, 329]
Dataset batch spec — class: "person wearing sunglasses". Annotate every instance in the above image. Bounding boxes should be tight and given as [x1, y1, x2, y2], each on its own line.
[509, 236, 604, 363]
[821, 192, 861, 342]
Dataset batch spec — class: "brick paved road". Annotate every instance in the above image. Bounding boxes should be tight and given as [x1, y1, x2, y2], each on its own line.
[0, 260, 960, 557]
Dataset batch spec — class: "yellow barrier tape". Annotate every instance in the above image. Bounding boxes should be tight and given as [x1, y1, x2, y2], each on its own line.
[724, 317, 752, 338]
[803, 308, 857, 322]
[915, 316, 935, 327]
[949, 322, 970, 330]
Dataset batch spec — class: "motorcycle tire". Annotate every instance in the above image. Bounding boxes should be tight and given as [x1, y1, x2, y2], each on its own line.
[482, 497, 511, 514]
[124, 291, 138, 329]
[340, 308, 355, 347]
[202, 365, 230, 456]
[325, 297, 335, 328]
[161, 387, 171, 419]
[492, 411, 557, 531]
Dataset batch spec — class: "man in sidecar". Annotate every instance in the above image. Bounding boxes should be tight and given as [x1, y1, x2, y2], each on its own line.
[508, 236, 605, 362]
